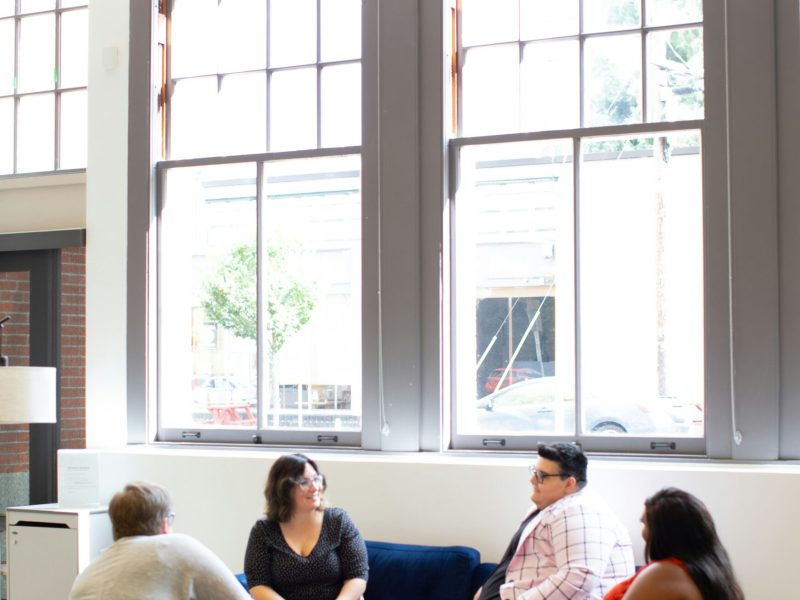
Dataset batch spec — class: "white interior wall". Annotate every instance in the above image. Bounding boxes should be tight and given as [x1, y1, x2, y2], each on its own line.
[84, 0, 129, 448]
[59, 448, 800, 599]
[0, 174, 85, 234]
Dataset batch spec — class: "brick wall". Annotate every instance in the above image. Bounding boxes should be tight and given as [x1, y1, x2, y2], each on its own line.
[0, 247, 87, 477]
[0, 271, 31, 474]
[60, 247, 86, 449]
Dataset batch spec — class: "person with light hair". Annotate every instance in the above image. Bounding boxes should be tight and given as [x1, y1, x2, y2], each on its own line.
[68, 481, 250, 600]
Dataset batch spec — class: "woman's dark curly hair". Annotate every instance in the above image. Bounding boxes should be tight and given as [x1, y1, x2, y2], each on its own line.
[644, 487, 744, 599]
[264, 453, 327, 522]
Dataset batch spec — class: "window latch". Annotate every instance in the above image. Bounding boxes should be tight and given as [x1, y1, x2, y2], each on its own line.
[650, 441, 676, 450]
[482, 438, 506, 447]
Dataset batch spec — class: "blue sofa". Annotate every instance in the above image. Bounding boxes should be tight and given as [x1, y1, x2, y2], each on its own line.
[364, 540, 496, 600]
[236, 540, 497, 600]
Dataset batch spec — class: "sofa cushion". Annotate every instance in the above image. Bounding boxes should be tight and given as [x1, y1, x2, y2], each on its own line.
[364, 540, 481, 600]
[235, 572, 248, 590]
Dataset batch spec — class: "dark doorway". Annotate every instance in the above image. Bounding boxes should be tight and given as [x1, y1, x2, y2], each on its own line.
[0, 249, 60, 504]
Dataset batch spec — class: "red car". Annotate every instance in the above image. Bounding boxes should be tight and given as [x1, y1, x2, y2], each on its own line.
[483, 367, 538, 394]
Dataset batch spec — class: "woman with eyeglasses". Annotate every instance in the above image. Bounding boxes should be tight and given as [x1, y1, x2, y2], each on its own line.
[604, 487, 743, 600]
[244, 453, 368, 600]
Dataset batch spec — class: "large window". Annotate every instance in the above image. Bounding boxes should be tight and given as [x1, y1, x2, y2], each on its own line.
[0, 0, 88, 175]
[158, 0, 362, 445]
[147, 0, 788, 458]
[450, 0, 706, 452]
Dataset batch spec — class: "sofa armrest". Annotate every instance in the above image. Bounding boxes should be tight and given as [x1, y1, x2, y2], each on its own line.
[470, 561, 498, 597]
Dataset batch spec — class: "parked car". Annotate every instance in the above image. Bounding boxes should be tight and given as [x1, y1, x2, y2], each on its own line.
[477, 376, 692, 435]
[483, 367, 538, 394]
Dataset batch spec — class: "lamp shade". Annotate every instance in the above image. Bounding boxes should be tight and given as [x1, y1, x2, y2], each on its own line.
[0, 366, 57, 423]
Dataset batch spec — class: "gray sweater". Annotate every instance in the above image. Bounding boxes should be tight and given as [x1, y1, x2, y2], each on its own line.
[68, 533, 250, 600]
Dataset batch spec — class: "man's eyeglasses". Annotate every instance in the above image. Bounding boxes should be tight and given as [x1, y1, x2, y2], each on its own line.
[167, 512, 176, 526]
[528, 465, 568, 484]
[293, 474, 324, 490]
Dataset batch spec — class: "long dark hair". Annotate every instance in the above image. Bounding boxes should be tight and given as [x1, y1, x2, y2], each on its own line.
[644, 488, 743, 599]
[264, 453, 327, 522]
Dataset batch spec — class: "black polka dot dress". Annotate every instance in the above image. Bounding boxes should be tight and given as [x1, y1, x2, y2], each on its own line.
[244, 507, 369, 600]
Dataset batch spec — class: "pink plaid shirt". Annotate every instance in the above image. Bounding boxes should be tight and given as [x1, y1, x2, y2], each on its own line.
[500, 489, 634, 600]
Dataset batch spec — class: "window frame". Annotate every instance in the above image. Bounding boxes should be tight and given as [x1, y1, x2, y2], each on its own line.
[447, 1, 715, 453]
[447, 121, 707, 455]
[154, 0, 370, 447]
[0, 0, 88, 176]
[129, 0, 789, 460]
[154, 147, 363, 447]
[443, 0, 784, 458]
[163, 0, 362, 160]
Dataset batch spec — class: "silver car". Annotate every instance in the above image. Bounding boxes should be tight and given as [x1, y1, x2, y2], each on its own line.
[477, 376, 694, 435]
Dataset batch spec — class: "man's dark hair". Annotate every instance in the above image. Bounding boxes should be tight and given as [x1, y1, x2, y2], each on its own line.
[537, 442, 588, 489]
[644, 487, 744, 599]
[264, 453, 327, 522]
[108, 481, 172, 541]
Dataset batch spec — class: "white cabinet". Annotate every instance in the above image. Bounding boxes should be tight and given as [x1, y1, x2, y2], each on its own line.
[6, 504, 112, 600]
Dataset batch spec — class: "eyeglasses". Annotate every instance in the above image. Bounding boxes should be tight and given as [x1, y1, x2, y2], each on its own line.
[528, 465, 568, 484]
[167, 512, 176, 526]
[292, 474, 324, 490]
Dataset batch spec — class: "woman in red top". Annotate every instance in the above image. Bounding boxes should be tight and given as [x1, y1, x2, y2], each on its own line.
[605, 488, 744, 600]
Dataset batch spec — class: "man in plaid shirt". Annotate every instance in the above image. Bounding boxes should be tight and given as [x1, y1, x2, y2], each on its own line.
[475, 443, 634, 600]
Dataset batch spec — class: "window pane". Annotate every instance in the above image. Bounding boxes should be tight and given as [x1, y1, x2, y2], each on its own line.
[646, 0, 702, 27]
[584, 34, 642, 127]
[60, 0, 89, 8]
[269, 67, 316, 151]
[170, 76, 218, 159]
[218, 0, 266, 74]
[646, 27, 704, 122]
[0, 5, 13, 17]
[20, 0, 55, 13]
[454, 140, 575, 436]
[583, 0, 640, 34]
[60, 8, 88, 89]
[461, 0, 518, 47]
[218, 72, 266, 156]
[0, 19, 14, 96]
[59, 88, 86, 169]
[579, 132, 703, 437]
[269, 0, 316, 68]
[18, 13, 55, 93]
[520, 0, 578, 40]
[320, 0, 360, 62]
[17, 92, 54, 172]
[160, 163, 258, 429]
[261, 155, 361, 431]
[521, 40, 579, 131]
[0, 97, 13, 174]
[321, 63, 360, 148]
[159, 156, 363, 434]
[461, 44, 519, 136]
[170, 0, 218, 78]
